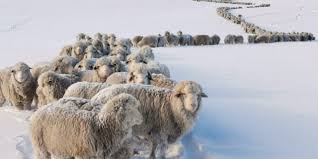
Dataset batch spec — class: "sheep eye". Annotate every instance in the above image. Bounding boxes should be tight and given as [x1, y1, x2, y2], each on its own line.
[47, 80, 53, 85]
[11, 70, 15, 73]
[142, 61, 147, 64]
[94, 66, 99, 70]
[78, 65, 82, 68]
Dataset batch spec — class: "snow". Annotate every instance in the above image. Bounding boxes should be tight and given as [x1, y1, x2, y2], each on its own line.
[0, 0, 318, 158]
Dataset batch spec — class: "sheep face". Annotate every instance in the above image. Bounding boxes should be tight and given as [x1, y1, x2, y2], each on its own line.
[173, 81, 208, 113]
[72, 46, 85, 60]
[10, 62, 32, 83]
[127, 71, 151, 84]
[94, 58, 114, 79]
[53, 61, 74, 74]
[75, 60, 95, 72]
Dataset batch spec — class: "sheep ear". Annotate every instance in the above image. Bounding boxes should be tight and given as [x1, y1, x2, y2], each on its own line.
[201, 92, 208, 98]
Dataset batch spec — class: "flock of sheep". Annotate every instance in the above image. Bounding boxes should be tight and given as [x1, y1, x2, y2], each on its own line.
[196, 0, 316, 44]
[0, 32, 208, 159]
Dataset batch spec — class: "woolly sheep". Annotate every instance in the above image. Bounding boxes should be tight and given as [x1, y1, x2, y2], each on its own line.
[177, 31, 194, 46]
[83, 45, 103, 59]
[210, 35, 221, 45]
[224, 34, 236, 44]
[77, 56, 125, 82]
[30, 93, 143, 159]
[51, 55, 79, 74]
[76, 33, 86, 41]
[115, 38, 133, 51]
[0, 62, 36, 110]
[194, 35, 211, 45]
[139, 46, 155, 61]
[109, 46, 129, 61]
[248, 35, 257, 44]
[92, 81, 208, 159]
[132, 35, 143, 47]
[146, 61, 171, 78]
[107, 33, 117, 47]
[157, 34, 167, 47]
[59, 45, 73, 56]
[64, 82, 110, 99]
[31, 62, 52, 81]
[164, 31, 179, 47]
[255, 34, 270, 43]
[94, 32, 103, 41]
[92, 39, 106, 55]
[71, 41, 89, 60]
[235, 35, 244, 44]
[137, 35, 159, 48]
[74, 58, 97, 72]
[36, 71, 79, 107]
[105, 72, 129, 85]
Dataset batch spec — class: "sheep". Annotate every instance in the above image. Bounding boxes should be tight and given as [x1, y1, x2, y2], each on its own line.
[164, 31, 179, 47]
[0, 62, 36, 110]
[235, 35, 244, 44]
[74, 58, 97, 72]
[146, 61, 171, 78]
[36, 71, 79, 107]
[157, 34, 167, 47]
[59, 45, 73, 56]
[77, 56, 125, 82]
[91, 81, 208, 159]
[109, 46, 129, 61]
[210, 35, 221, 45]
[30, 93, 143, 159]
[177, 31, 195, 46]
[83, 45, 103, 59]
[107, 33, 117, 47]
[91, 39, 107, 56]
[248, 35, 257, 43]
[51, 55, 79, 74]
[105, 72, 129, 85]
[71, 41, 89, 60]
[76, 33, 86, 41]
[139, 46, 155, 61]
[127, 56, 170, 78]
[132, 35, 144, 47]
[193, 35, 211, 45]
[115, 38, 133, 52]
[255, 34, 270, 43]
[94, 32, 103, 41]
[137, 35, 159, 48]
[224, 34, 236, 44]
[64, 82, 110, 99]
[31, 62, 52, 81]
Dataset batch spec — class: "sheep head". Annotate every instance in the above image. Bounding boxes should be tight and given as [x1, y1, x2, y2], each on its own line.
[52, 56, 77, 74]
[99, 93, 143, 130]
[173, 81, 207, 114]
[93, 57, 114, 80]
[127, 63, 151, 84]
[10, 62, 32, 83]
[75, 59, 95, 72]
[72, 42, 86, 60]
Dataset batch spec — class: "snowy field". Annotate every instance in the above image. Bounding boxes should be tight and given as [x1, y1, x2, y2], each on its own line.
[0, 0, 318, 159]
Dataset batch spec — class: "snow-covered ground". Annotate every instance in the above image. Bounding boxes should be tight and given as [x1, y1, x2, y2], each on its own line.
[0, 0, 317, 159]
